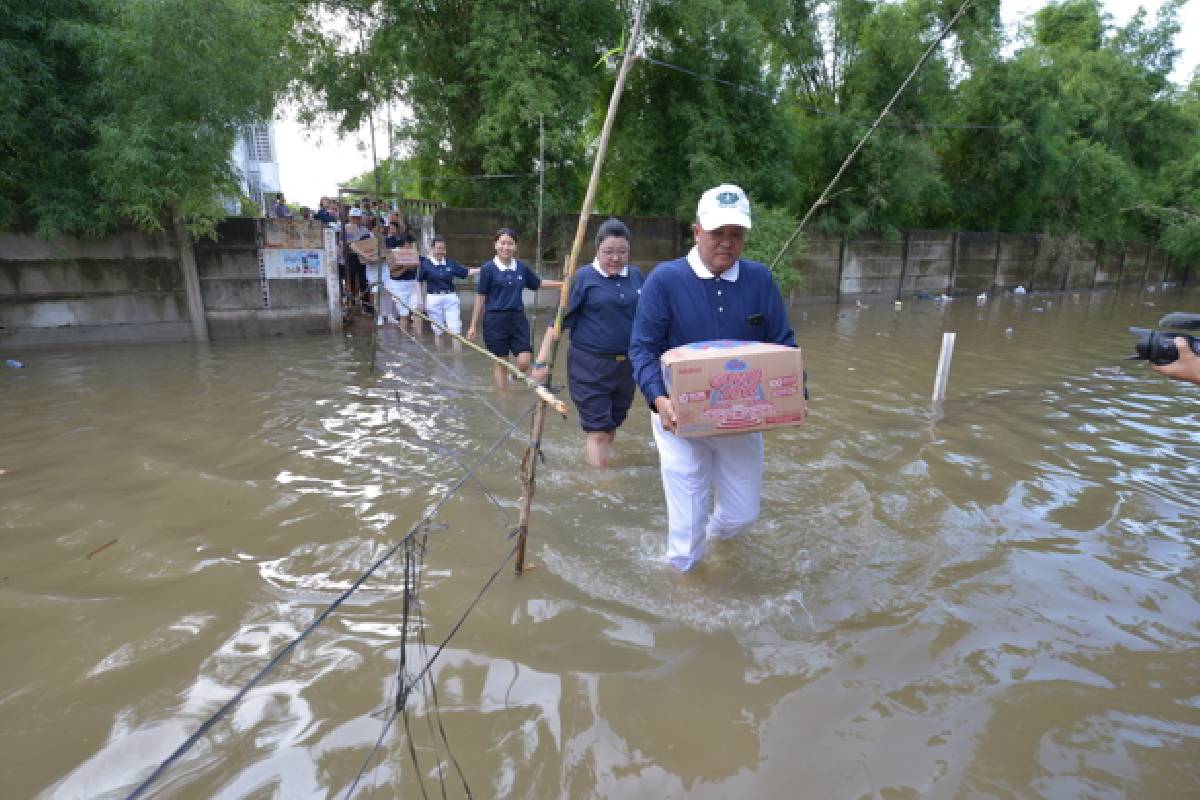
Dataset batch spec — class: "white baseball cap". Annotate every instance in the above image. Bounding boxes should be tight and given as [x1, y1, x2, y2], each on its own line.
[348, 207, 364, 218]
[696, 183, 752, 231]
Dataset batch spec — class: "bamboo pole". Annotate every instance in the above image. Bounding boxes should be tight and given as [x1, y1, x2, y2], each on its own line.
[530, 114, 546, 334]
[513, 0, 649, 574]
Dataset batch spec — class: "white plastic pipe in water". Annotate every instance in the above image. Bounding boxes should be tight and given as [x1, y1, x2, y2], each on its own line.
[932, 332, 956, 404]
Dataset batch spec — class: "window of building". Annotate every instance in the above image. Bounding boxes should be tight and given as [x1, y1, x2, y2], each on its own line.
[242, 125, 274, 163]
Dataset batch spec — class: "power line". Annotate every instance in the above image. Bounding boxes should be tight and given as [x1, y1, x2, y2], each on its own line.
[635, 52, 1016, 131]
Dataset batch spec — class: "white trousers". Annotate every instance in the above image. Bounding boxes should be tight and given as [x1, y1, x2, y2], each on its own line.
[391, 280, 421, 317]
[650, 413, 764, 571]
[425, 292, 462, 335]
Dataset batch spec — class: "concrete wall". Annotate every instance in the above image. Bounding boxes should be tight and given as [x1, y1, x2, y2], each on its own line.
[433, 208, 684, 276]
[432, 208, 686, 310]
[0, 227, 193, 345]
[3, 216, 1191, 347]
[194, 219, 333, 339]
[1, 219, 337, 347]
[789, 230, 1185, 301]
[794, 231, 842, 304]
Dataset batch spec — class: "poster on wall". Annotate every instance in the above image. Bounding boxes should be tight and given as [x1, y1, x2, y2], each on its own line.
[264, 248, 324, 278]
[263, 219, 324, 249]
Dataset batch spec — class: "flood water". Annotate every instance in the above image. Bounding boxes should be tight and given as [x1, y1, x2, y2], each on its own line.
[2, 286, 1199, 799]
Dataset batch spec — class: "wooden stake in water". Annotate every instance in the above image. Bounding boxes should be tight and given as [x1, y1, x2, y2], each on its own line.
[514, 0, 649, 574]
[932, 332, 956, 404]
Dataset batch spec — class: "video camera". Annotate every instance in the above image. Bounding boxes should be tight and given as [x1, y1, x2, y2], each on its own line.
[1130, 312, 1200, 365]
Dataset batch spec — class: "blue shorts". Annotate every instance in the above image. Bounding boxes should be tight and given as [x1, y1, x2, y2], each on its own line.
[482, 310, 531, 357]
[567, 347, 636, 433]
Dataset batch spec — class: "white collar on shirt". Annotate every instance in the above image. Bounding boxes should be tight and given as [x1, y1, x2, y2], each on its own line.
[494, 257, 517, 271]
[431, 258, 445, 266]
[687, 246, 739, 282]
[592, 260, 628, 278]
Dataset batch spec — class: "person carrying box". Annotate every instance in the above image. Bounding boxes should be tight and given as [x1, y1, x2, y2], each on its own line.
[629, 184, 799, 572]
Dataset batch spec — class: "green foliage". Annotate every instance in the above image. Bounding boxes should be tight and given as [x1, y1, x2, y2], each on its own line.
[239, 195, 261, 217]
[595, 0, 803, 218]
[742, 205, 804, 294]
[6, 0, 1199, 272]
[307, 0, 622, 233]
[0, 0, 302, 237]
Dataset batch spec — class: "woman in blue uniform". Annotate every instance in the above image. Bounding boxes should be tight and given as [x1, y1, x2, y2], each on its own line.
[531, 218, 642, 468]
[467, 228, 562, 390]
[418, 235, 479, 351]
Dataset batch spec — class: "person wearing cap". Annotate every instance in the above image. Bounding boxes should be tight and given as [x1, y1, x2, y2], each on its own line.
[530, 218, 643, 468]
[629, 184, 797, 572]
[343, 207, 371, 311]
[417, 235, 480, 350]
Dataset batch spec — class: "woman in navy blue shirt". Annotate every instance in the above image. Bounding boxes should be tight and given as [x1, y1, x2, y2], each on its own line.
[467, 228, 562, 390]
[532, 218, 643, 468]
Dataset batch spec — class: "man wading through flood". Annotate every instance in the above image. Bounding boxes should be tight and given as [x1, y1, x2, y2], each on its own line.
[629, 184, 800, 572]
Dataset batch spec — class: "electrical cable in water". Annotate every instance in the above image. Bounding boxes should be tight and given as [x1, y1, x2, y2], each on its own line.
[124, 402, 537, 800]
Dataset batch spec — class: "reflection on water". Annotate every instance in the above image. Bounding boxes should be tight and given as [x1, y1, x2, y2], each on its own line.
[2, 287, 1198, 798]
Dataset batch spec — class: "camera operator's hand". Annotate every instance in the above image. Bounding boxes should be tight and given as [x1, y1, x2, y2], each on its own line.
[1151, 337, 1200, 385]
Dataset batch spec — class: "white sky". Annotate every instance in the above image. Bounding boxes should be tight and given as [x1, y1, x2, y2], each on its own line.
[274, 0, 1199, 208]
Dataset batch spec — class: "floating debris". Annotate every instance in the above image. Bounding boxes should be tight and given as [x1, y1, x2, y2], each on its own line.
[86, 539, 119, 560]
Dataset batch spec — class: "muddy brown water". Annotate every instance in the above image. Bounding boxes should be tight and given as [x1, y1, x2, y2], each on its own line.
[2, 287, 1198, 799]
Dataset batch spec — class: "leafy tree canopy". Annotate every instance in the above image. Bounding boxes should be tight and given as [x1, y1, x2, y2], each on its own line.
[4, 0, 1198, 269]
[1, 0, 304, 237]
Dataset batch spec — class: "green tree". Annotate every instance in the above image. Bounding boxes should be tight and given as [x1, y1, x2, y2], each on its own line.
[0, 0, 303, 237]
[596, 0, 802, 218]
[940, 0, 1188, 243]
[308, 0, 622, 232]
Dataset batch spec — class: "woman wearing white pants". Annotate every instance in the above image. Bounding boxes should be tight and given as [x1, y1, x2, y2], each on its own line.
[418, 236, 479, 350]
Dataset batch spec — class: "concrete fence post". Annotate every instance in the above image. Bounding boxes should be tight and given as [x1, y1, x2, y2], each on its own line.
[991, 232, 1001, 292]
[1030, 235, 1041, 292]
[174, 218, 210, 342]
[948, 231, 959, 295]
[836, 235, 847, 304]
[896, 229, 910, 300]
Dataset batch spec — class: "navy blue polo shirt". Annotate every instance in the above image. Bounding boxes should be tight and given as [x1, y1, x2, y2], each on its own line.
[420, 256, 468, 293]
[629, 252, 796, 406]
[476, 259, 542, 312]
[561, 263, 644, 354]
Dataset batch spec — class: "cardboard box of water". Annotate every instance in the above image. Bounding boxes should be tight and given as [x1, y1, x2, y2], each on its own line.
[661, 340, 807, 438]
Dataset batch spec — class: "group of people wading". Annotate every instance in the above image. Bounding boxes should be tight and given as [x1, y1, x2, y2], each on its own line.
[377, 184, 801, 572]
